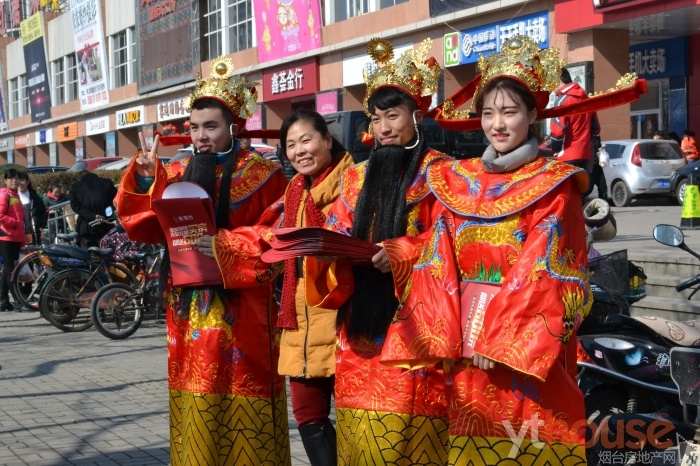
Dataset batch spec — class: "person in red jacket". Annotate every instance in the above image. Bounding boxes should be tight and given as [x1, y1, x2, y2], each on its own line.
[0, 169, 25, 311]
[550, 67, 600, 198]
[681, 130, 699, 162]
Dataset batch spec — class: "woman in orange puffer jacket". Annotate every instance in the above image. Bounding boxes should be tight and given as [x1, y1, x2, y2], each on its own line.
[0, 169, 25, 311]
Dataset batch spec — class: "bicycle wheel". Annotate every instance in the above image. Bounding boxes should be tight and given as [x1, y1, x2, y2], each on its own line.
[40, 268, 106, 332]
[91, 283, 144, 340]
[10, 251, 50, 311]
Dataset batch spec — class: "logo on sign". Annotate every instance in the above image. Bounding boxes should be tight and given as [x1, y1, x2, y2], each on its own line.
[118, 110, 141, 126]
[444, 33, 461, 67]
[462, 34, 474, 58]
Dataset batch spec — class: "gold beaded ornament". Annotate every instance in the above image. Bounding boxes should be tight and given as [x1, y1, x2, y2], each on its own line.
[434, 35, 647, 130]
[182, 56, 259, 126]
[362, 37, 441, 116]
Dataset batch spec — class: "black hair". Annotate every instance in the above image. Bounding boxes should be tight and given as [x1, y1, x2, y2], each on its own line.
[560, 67, 572, 84]
[279, 109, 346, 161]
[191, 98, 235, 127]
[4, 168, 19, 179]
[475, 77, 539, 141]
[367, 86, 418, 115]
[17, 171, 29, 181]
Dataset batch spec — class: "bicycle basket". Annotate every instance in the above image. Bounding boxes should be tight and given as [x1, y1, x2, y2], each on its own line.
[588, 249, 630, 296]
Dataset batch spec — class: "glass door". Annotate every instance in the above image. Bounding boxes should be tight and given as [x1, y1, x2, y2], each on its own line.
[630, 112, 661, 139]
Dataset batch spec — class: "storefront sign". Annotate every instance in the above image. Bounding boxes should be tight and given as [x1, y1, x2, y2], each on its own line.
[75, 136, 84, 160]
[15, 133, 31, 149]
[446, 11, 549, 66]
[49, 142, 57, 166]
[35, 128, 52, 145]
[6, 151, 13, 163]
[316, 90, 339, 115]
[27, 146, 34, 166]
[70, 0, 110, 110]
[157, 97, 189, 122]
[0, 136, 14, 150]
[57, 122, 78, 142]
[342, 44, 412, 87]
[629, 37, 687, 80]
[20, 12, 52, 122]
[105, 131, 116, 157]
[262, 58, 318, 102]
[86, 115, 109, 135]
[116, 105, 145, 129]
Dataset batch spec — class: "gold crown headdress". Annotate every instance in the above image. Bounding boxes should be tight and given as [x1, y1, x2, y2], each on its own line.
[362, 37, 441, 115]
[431, 35, 647, 130]
[182, 56, 259, 128]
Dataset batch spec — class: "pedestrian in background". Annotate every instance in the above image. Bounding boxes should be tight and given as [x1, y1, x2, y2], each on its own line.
[69, 170, 117, 248]
[17, 172, 47, 246]
[550, 67, 600, 198]
[682, 129, 698, 162]
[0, 169, 25, 311]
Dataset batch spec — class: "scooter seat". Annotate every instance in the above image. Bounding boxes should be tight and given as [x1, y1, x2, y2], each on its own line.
[633, 315, 700, 348]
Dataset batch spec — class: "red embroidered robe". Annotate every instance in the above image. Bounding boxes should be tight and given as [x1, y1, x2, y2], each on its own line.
[116, 151, 289, 466]
[381, 157, 592, 465]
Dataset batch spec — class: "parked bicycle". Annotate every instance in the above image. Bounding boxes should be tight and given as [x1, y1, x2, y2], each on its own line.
[40, 245, 137, 332]
[91, 245, 165, 340]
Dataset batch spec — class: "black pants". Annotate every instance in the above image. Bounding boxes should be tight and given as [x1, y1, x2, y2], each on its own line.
[565, 159, 593, 198]
[591, 164, 607, 199]
[0, 241, 21, 302]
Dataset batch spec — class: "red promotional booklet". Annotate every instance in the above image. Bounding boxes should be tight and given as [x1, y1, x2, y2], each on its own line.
[260, 227, 381, 263]
[151, 182, 222, 287]
[461, 281, 501, 358]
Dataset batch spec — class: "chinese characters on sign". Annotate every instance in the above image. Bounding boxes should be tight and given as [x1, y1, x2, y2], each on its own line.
[271, 69, 304, 95]
[442, 11, 549, 66]
[157, 98, 189, 122]
[629, 49, 666, 76]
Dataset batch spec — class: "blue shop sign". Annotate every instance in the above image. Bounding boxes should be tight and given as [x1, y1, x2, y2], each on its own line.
[457, 11, 549, 65]
[629, 37, 687, 80]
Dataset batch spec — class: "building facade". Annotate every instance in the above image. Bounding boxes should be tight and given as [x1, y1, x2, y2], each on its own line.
[0, 0, 698, 167]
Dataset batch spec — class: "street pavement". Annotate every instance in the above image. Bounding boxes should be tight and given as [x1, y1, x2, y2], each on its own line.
[0, 313, 315, 466]
[0, 196, 694, 466]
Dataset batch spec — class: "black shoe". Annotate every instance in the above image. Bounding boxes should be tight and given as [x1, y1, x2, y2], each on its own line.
[0, 301, 13, 312]
[298, 423, 337, 466]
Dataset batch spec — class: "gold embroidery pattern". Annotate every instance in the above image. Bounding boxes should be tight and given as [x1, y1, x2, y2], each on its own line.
[454, 215, 523, 280]
[170, 389, 291, 466]
[429, 158, 581, 217]
[447, 435, 585, 465]
[337, 407, 449, 466]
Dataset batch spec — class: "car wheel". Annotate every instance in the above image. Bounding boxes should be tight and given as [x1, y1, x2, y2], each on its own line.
[676, 178, 687, 206]
[611, 180, 633, 207]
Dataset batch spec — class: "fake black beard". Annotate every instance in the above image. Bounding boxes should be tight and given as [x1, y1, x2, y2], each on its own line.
[181, 151, 218, 200]
[340, 136, 426, 341]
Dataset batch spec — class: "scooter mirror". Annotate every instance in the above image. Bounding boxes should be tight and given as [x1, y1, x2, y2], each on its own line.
[653, 224, 684, 247]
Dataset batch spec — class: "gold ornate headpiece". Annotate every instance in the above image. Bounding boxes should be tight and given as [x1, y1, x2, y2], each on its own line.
[183, 56, 258, 127]
[362, 37, 441, 115]
[432, 35, 647, 130]
[474, 35, 565, 108]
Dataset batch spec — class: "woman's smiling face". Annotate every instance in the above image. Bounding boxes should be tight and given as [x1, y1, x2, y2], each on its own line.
[285, 119, 333, 182]
[481, 87, 536, 154]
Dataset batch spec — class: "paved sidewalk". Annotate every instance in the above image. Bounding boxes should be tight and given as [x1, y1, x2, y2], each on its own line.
[0, 312, 314, 466]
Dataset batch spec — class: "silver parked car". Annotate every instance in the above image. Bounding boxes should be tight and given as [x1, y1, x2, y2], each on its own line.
[602, 139, 686, 207]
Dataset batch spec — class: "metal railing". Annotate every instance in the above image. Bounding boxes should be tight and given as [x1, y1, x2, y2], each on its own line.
[45, 201, 77, 244]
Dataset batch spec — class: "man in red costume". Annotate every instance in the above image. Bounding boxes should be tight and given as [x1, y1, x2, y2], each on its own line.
[304, 37, 451, 464]
[115, 56, 290, 465]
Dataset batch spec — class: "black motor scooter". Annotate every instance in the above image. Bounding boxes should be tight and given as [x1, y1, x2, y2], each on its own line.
[577, 226, 700, 465]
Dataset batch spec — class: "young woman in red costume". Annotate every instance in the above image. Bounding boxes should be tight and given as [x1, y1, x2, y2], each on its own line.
[380, 35, 647, 466]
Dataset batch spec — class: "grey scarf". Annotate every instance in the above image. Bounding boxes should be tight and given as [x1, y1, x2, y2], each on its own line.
[481, 137, 539, 173]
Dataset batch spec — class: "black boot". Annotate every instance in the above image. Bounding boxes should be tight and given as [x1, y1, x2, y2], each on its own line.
[298, 423, 337, 466]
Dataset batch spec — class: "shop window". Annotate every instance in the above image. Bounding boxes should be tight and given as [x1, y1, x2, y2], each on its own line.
[109, 27, 136, 89]
[8, 76, 18, 118]
[66, 54, 78, 101]
[379, 0, 409, 7]
[202, 0, 255, 61]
